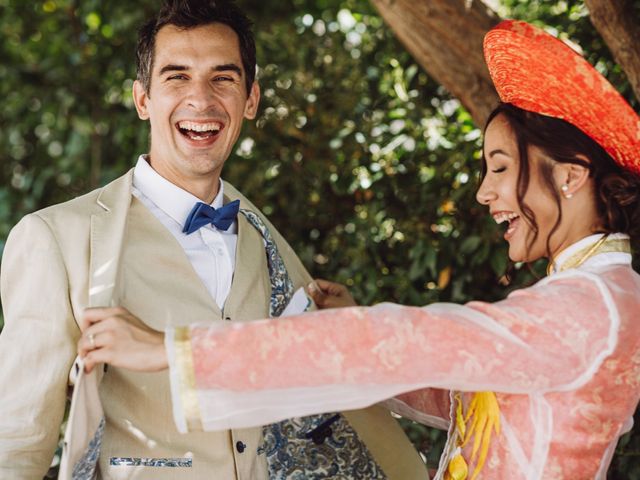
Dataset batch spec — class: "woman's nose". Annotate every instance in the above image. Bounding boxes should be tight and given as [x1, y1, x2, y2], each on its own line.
[476, 177, 497, 205]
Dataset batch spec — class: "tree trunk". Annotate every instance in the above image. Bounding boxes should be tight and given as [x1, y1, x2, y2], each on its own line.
[584, 0, 640, 103]
[370, 0, 500, 127]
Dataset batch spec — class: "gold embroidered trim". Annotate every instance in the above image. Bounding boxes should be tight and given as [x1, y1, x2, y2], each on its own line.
[174, 327, 203, 431]
[548, 236, 631, 275]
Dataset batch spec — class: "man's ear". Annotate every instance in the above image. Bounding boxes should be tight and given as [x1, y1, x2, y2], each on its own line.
[132, 80, 150, 120]
[557, 154, 592, 197]
[243, 82, 260, 120]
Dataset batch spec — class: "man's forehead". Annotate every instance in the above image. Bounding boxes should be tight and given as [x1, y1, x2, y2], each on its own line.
[153, 23, 243, 68]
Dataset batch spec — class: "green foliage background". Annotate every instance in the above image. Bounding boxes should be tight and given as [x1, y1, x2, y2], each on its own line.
[1, 0, 639, 476]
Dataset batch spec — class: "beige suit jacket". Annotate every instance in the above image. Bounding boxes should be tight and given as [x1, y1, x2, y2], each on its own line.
[0, 170, 427, 479]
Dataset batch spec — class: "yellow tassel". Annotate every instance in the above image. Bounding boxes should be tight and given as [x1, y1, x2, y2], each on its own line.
[454, 393, 466, 439]
[447, 451, 468, 480]
[447, 392, 501, 480]
[463, 392, 501, 480]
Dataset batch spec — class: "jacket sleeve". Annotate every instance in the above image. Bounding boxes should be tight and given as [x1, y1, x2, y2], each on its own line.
[0, 214, 79, 478]
[166, 271, 617, 431]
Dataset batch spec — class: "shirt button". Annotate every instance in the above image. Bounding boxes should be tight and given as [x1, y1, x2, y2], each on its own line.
[236, 441, 246, 453]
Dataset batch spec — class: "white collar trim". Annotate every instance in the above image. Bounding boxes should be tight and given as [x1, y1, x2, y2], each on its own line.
[551, 233, 631, 274]
[132, 155, 226, 230]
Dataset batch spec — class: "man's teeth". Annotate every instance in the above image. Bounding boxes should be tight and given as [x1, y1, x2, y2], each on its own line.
[493, 212, 519, 224]
[178, 121, 221, 133]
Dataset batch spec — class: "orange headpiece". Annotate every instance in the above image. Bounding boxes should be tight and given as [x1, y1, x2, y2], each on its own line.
[483, 20, 640, 176]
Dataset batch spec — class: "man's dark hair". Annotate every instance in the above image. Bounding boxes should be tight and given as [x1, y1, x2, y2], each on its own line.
[136, 0, 256, 95]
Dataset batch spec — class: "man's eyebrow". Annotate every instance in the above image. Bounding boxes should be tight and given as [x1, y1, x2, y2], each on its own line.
[213, 64, 243, 76]
[158, 63, 243, 77]
[159, 64, 189, 75]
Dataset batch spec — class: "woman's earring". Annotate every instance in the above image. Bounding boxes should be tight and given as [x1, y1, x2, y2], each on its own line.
[561, 183, 573, 199]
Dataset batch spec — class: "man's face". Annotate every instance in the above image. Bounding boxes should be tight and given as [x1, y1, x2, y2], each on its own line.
[133, 23, 259, 195]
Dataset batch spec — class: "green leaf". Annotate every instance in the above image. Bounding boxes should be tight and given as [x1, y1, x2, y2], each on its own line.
[490, 248, 508, 277]
[460, 235, 481, 254]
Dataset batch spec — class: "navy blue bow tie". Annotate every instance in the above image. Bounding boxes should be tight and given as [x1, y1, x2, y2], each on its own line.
[182, 200, 240, 234]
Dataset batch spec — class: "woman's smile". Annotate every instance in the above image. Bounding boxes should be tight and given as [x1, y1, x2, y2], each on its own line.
[492, 210, 521, 240]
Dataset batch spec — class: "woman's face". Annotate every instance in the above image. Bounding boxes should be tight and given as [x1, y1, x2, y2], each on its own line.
[476, 114, 562, 262]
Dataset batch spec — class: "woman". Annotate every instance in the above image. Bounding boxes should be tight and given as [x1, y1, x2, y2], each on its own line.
[79, 20, 640, 479]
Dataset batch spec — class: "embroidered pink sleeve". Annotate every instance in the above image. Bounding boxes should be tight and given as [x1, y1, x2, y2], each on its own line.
[188, 273, 614, 394]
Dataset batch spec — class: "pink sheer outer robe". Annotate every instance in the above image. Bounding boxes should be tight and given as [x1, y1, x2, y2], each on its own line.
[166, 235, 640, 479]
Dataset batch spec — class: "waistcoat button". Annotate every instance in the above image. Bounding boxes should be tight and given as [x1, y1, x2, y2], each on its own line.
[236, 441, 246, 453]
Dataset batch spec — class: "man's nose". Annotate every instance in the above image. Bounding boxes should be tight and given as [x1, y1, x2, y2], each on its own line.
[186, 80, 217, 110]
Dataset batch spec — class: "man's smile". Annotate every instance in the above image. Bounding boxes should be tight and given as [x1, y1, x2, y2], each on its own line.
[176, 120, 224, 143]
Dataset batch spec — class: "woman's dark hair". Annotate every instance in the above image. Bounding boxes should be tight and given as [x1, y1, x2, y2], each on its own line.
[481, 102, 640, 259]
[136, 0, 256, 95]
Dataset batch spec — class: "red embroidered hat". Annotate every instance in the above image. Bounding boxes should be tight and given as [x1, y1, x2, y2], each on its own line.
[483, 19, 640, 176]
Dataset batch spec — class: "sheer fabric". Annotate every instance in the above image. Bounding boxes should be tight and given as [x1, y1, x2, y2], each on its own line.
[167, 234, 640, 479]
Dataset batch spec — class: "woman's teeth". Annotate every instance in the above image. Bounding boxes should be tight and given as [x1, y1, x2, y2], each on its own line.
[493, 212, 519, 224]
[493, 212, 520, 239]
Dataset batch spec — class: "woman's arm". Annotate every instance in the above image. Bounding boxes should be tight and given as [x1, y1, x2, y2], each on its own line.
[167, 272, 616, 431]
[77, 272, 617, 432]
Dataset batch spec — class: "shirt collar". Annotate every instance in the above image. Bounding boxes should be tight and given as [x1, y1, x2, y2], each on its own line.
[132, 155, 231, 231]
[550, 232, 632, 274]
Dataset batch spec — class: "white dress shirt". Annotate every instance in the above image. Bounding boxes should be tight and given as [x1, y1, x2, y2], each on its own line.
[132, 155, 237, 310]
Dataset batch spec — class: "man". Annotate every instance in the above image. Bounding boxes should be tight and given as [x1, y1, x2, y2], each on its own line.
[0, 0, 428, 479]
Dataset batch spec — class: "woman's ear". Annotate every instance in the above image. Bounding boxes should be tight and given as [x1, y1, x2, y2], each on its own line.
[557, 155, 592, 198]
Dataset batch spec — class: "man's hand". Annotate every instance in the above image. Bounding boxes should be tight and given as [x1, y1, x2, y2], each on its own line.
[78, 307, 168, 373]
[307, 279, 358, 309]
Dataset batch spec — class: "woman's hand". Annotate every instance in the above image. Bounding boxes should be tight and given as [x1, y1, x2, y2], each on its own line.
[307, 279, 358, 309]
[78, 307, 168, 373]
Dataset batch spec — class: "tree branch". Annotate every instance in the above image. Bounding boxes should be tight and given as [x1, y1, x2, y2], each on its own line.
[370, 0, 501, 127]
[584, 0, 640, 102]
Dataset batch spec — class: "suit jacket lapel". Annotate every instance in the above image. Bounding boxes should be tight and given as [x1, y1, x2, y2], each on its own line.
[89, 170, 134, 309]
[60, 170, 134, 480]
[90, 169, 224, 323]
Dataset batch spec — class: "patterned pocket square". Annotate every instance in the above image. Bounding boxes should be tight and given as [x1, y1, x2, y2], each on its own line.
[109, 457, 192, 467]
